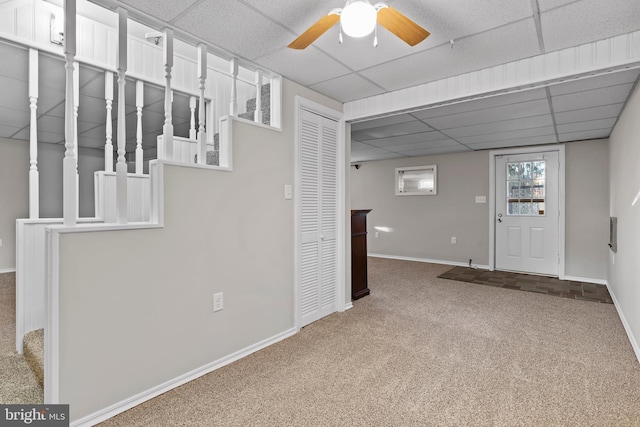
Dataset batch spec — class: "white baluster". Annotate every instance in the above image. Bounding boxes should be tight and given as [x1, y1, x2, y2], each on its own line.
[62, 0, 77, 227]
[206, 99, 214, 143]
[162, 29, 174, 160]
[28, 48, 39, 219]
[189, 96, 196, 140]
[135, 80, 144, 174]
[115, 8, 127, 224]
[104, 71, 113, 172]
[254, 69, 263, 124]
[229, 58, 238, 116]
[197, 44, 207, 165]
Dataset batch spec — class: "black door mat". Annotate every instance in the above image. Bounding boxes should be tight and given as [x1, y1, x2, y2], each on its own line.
[438, 266, 612, 304]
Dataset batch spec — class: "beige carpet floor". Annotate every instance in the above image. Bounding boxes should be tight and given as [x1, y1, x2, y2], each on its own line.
[99, 258, 640, 426]
[0, 272, 43, 404]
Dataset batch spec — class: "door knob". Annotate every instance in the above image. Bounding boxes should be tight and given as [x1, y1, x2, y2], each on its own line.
[320, 234, 325, 240]
[498, 218, 502, 223]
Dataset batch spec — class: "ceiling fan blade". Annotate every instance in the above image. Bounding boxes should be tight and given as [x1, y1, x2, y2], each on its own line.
[377, 6, 430, 46]
[288, 13, 341, 50]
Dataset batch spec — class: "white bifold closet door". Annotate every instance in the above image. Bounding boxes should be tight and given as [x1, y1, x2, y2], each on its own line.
[299, 108, 339, 328]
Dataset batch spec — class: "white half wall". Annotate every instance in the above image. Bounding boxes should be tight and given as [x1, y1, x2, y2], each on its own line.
[608, 79, 640, 361]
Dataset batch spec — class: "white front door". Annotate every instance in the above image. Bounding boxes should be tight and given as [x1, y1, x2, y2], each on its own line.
[495, 151, 559, 276]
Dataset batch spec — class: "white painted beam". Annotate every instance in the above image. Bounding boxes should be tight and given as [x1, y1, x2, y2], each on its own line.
[344, 31, 640, 122]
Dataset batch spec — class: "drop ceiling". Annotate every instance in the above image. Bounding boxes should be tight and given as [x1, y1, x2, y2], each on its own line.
[0, 0, 639, 162]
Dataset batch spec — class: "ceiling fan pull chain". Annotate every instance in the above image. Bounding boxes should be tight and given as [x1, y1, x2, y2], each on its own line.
[339, 23, 344, 44]
[373, 24, 378, 47]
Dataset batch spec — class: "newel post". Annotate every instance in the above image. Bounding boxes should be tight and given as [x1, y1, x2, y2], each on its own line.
[62, 0, 77, 227]
[115, 7, 128, 224]
[28, 48, 39, 219]
[197, 44, 207, 165]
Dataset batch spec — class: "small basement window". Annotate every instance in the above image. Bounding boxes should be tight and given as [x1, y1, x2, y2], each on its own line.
[396, 165, 437, 196]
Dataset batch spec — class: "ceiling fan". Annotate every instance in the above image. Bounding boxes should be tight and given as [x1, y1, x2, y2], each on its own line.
[288, 0, 430, 49]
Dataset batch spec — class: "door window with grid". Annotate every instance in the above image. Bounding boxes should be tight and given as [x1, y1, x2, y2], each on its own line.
[506, 160, 546, 216]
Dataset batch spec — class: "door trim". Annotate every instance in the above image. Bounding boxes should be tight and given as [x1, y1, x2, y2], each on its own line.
[294, 96, 345, 332]
[489, 145, 565, 279]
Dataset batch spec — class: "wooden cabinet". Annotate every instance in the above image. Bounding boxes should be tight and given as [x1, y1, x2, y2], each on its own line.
[351, 209, 372, 300]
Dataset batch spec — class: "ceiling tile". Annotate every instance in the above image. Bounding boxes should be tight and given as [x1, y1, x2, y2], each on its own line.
[399, 145, 471, 157]
[425, 99, 551, 130]
[350, 148, 404, 162]
[558, 129, 611, 142]
[549, 69, 640, 96]
[254, 48, 350, 87]
[362, 131, 451, 148]
[172, 2, 294, 61]
[467, 135, 558, 150]
[459, 126, 556, 145]
[351, 142, 373, 151]
[352, 120, 432, 141]
[444, 115, 554, 138]
[391, 139, 462, 153]
[556, 118, 617, 134]
[351, 114, 416, 132]
[309, 73, 385, 103]
[554, 103, 624, 124]
[38, 130, 65, 144]
[541, 0, 640, 52]
[0, 77, 27, 110]
[0, 42, 28, 81]
[412, 88, 548, 120]
[551, 83, 635, 112]
[384, 0, 534, 47]
[119, 0, 200, 23]
[0, 124, 22, 139]
[359, 19, 541, 92]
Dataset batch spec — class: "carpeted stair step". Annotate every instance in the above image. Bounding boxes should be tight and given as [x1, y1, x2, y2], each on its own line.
[23, 329, 44, 389]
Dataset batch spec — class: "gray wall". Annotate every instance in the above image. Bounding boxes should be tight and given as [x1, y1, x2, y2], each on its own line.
[351, 150, 491, 266]
[56, 78, 343, 422]
[0, 137, 28, 271]
[350, 140, 609, 280]
[608, 79, 640, 360]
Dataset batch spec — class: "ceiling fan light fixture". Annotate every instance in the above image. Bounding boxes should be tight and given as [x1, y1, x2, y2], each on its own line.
[340, 1, 377, 38]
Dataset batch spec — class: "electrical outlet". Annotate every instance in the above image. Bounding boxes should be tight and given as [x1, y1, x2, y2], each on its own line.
[451, 237, 457, 244]
[375, 231, 380, 238]
[213, 292, 223, 312]
[0, 238, 3, 247]
[284, 184, 292, 200]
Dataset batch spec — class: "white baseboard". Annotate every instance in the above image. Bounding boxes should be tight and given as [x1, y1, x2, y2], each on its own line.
[368, 253, 489, 270]
[606, 283, 640, 365]
[563, 275, 607, 285]
[344, 302, 353, 311]
[0, 268, 16, 274]
[71, 327, 298, 427]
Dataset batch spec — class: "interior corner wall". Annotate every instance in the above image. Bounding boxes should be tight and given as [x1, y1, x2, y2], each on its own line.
[0, 137, 28, 270]
[350, 150, 491, 266]
[56, 77, 342, 422]
[350, 141, 610, 278]
[608, 80, 640, 358]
